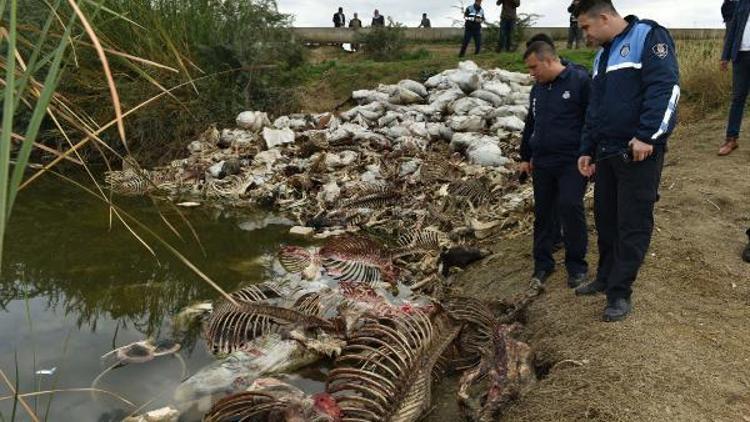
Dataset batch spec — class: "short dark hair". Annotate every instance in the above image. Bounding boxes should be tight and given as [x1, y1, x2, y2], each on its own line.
[574, 0, 618, 18]
[525, 33, 555, 49]
[523, 41, 558, 61]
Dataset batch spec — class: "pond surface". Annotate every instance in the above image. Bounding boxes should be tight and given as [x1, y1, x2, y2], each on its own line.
[0, 172, 299, 420]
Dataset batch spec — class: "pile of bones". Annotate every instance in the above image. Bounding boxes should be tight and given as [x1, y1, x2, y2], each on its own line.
[108, 61, 543, 422]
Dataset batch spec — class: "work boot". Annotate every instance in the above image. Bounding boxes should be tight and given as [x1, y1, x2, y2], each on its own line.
[528, 270, 553, 294]
[603, 297, 632, 322]
[574, 279, 606, 296]
[718, 136, 739, 156]
[743, 228, 750, 263]
[567, 273, 588, 288]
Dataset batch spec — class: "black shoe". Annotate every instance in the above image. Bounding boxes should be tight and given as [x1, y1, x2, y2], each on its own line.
[567, 273, 587, 288]
[743, 228, 750, 263]
[603, 298, 632, 322]
[574, 279, 606, 296]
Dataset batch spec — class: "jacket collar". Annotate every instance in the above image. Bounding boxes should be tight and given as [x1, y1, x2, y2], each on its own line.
[604, 15, 639, 48]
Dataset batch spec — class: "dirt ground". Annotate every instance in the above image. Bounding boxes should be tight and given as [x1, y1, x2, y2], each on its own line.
[432, 116, 750, 421]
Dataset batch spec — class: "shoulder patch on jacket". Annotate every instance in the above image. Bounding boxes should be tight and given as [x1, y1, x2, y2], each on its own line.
[652, 43, 669, 59]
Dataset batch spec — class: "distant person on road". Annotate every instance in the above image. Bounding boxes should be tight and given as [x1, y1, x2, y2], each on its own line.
[496, 0, 520, 52]
[743, 228, 750, 262]
[520, 41, 591, 293]
[722, 0, 740, 29]
[333, 7, 346, 28]
[568, 0, 583, 49]
[371, 9, 385, 27]
[419, 13, 432, 28]
[349, 12, 363, 51]
[349, 12, 362, 28]
[459, 0, 486, 57]
[575, 0, 680, 322]
[719, 0, 750, 156]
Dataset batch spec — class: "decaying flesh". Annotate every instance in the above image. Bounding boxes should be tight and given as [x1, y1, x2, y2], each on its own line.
[457, 324, 534, 422]
[326, 310, 461, 422]
[204, 378, 342, 422]
[173, 333, 339, 413]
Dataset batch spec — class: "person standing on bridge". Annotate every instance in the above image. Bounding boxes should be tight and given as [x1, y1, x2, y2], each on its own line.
[349, 13, 363, 51]
[719, 0, 750, 156]
[568, 0, 583, 49]
[419, 13, 432, 28]
[575, 0, 680, 322]
[371, 10, 386, 27]
[459, 0, 485, 57]
[520, 41, 591, 293]
[496, 0, 520, 52]
[333, 7, 346, 28]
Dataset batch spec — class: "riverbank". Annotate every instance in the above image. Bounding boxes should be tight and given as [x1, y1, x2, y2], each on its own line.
[445, 115, 750, 421]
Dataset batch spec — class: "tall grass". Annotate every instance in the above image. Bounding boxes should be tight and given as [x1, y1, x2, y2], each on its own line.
[18, 0, 306, 165]
[677, 39, 732, 120]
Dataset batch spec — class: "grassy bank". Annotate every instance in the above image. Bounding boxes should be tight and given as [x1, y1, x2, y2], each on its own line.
[294, 44, 597, 112]
[293, 39, 729, 117]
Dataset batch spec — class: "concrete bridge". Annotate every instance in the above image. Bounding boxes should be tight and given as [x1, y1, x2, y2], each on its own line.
[292, 27, 724, 44]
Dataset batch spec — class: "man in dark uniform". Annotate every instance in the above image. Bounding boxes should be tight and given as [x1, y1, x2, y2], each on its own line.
[459, 0, 485, 57]
[520, 41, 591, 291]
[575, 0, 680, 322]
[333, 7, 346, 28]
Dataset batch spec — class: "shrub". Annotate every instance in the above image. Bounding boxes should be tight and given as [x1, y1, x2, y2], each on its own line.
[355, 20, 408, 62]
[17, 0, 308, 165]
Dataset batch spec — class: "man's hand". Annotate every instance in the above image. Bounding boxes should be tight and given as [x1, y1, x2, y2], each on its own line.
[518, 161, 533, 175]
[578, 156, 595, 177]
[721, 60, 729, 72]
[628, 138, 654, 162]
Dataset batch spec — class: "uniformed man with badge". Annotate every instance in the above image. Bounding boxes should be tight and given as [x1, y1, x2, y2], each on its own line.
[459, 0, 485, 57]
[574, 0, 680, 322]
[520, 41, 591, 292]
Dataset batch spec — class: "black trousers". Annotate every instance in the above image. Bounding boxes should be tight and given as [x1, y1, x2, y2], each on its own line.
[460, 27, 482, 56]
[594, 148, 664, 300]
[532, 164, 589, 276]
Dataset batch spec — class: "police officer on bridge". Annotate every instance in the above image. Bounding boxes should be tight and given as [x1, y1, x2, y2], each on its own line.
[459, 0, 486, 57]
[575, 0, 680, 322]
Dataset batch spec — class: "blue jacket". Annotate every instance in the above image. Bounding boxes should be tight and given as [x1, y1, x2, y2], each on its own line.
[723, 0, 750, 62]
[580, 16, 680, 157]
[722, 0, 740, 23]
[521, 65, 591, 168]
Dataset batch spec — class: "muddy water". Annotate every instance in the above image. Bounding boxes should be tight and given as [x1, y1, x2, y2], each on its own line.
[0, 173, 305, 420]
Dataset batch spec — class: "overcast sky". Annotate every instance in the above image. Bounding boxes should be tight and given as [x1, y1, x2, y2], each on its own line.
[278, 0, 724, 28]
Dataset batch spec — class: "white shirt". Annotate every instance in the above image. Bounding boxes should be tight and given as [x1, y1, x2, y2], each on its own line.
[741, 16, 750, 51]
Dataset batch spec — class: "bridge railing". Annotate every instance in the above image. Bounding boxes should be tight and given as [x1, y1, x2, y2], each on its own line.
[292, 27, 725, 44]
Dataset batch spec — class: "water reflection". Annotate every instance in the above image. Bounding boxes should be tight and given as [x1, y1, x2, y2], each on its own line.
[0, 172, 296, 419]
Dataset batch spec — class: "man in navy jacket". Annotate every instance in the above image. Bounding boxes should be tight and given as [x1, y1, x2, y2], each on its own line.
[575, 0, 680, 322]
[520, 41, 591, 291]
[719, 0, 750, 156]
